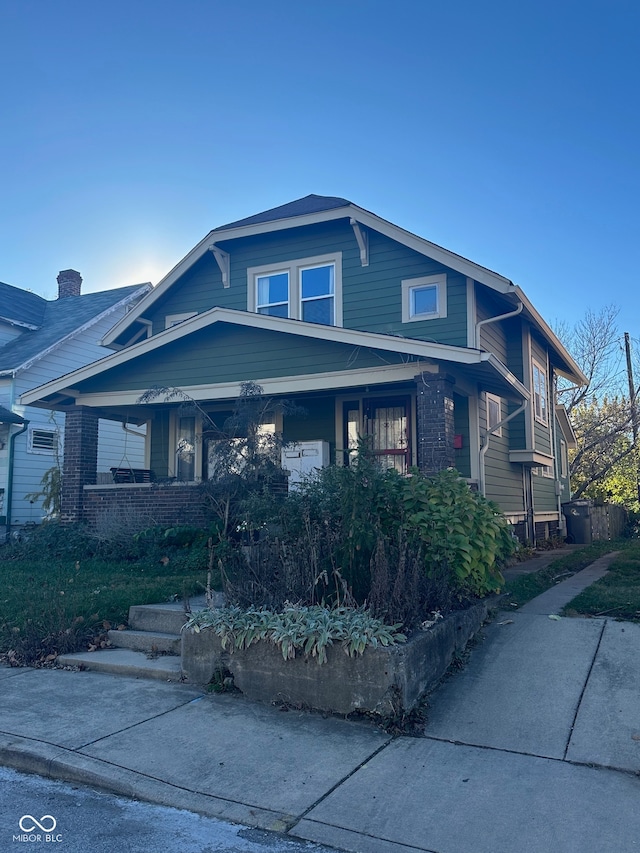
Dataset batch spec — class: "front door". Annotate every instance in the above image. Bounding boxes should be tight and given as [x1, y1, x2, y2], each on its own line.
[363, 397, 410, 473]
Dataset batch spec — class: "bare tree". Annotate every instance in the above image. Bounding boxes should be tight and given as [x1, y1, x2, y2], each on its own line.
[555, 306, 639, 505]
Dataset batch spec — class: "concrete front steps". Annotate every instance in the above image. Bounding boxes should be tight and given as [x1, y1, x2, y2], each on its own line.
[56, 596, 207, 682]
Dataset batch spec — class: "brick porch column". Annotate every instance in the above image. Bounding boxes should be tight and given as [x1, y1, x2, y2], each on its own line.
[415, 372, 456, 474]
[60, 406, 99, 524]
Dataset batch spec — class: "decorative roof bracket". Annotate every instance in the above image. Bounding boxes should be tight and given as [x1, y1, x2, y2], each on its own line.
[209, 245, 230, 288]
[350, 218, 369, 267]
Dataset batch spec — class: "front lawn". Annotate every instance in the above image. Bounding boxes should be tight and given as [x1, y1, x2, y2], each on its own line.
[562, 542, 640, 621]
[0, 524, 212, 665]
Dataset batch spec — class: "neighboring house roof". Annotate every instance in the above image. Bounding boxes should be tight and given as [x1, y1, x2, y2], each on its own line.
[21, 305, 531, 410]
[0, 283, 151, 376]
[0, 405, 25, 424]
[0, 282, 46, 329]
[98, 194, 587, 386]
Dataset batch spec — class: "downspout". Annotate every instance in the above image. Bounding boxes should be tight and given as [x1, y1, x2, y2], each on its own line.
[478, 400, 528, 497]
[5, 419, 29, 538]
[475, 302, 524, 349]
[551, 374, 565, 535]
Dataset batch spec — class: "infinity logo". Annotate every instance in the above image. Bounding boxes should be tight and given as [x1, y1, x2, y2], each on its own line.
[19, 815, 57, 832]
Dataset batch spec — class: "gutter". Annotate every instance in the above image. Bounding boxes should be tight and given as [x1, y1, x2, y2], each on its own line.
[475, 302, 524, 348]
[5, 418, 29, 538]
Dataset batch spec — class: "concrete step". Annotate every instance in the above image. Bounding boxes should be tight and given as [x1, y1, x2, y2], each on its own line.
[56, 649, 184, 682]
[127, 595, 210, 635]
[107, 629, 181, 655]
[128, 603, 192, 635]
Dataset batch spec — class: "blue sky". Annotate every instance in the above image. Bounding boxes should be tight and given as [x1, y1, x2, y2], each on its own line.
[1, 0, 638, 344]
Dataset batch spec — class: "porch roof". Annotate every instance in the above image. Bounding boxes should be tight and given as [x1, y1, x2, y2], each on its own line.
[21, 306, 529, 416]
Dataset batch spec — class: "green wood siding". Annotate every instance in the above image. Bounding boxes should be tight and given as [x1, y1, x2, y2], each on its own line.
[79, 324, 413, 395]
[480, 390, 525, 514]
[145, 220, 468, 346]
[475, 286, 509, 362]
[533, 471, 558, 512]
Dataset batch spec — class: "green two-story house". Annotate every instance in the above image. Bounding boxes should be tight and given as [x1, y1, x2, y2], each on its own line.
[22, 195, 584, 543]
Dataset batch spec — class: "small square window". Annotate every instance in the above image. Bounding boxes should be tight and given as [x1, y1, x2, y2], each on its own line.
[402, 274, 447, 323]
[165, 312, 197, 329]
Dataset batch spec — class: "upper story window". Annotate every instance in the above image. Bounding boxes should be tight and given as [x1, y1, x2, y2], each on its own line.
[248, 253, 342, 327]
[256, 272, 289, 317]
[486, 393, 502, 436]
[532, 359, 548, 424]
[401, 274, 447, 323]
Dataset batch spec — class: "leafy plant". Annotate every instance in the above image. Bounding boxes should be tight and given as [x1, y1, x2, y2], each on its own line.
[184, 604, 406, 665]
[400, 468, 516, 595]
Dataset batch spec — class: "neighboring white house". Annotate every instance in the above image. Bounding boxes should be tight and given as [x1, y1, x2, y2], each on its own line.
[0, 270, 151, 537]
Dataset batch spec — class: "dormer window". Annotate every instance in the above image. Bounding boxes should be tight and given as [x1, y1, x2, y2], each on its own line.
[248, 253, 342, 326]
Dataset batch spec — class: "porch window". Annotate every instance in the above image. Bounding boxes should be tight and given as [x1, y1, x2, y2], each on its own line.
[342, 398, 410, 473]
[176, 416, 196, 481]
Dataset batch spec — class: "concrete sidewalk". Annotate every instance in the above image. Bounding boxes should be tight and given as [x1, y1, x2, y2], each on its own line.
[1, 551, 639, 852]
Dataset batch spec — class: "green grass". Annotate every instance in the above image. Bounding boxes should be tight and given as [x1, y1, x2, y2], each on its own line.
[0, 525, 215, 664]
[562, 542, 640, 621]
[503, 540, 631, 608]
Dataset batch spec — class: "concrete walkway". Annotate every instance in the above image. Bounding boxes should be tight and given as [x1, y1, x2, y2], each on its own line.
[1, 550, 639, 852]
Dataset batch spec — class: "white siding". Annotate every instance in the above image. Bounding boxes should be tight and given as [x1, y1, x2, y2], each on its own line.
[6, 294, 146, 525]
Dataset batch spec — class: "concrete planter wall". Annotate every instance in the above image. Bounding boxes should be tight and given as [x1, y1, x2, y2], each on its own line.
[181, 600, 491, 717]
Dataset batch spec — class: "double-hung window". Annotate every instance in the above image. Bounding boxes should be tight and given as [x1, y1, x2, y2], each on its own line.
[532, 359, 548, 424]
[256, 271, 290, 318]
[249, 253, 342, 326]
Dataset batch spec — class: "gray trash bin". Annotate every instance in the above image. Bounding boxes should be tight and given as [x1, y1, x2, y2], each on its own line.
[562, 500, 592, 544]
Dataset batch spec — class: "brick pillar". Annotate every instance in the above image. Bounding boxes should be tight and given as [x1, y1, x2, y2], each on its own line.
[415, 372, 456, 474]
[60, 406, 99, 524]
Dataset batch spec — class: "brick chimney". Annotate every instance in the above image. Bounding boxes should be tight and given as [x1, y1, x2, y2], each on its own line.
[57, 269, 82, 299]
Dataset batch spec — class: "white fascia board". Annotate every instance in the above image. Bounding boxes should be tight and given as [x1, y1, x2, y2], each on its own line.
[102, 202, 517, 346]
[513, 286, 587, 385]
[21, 307, 489, 406]
[555, 404, 578, 448]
